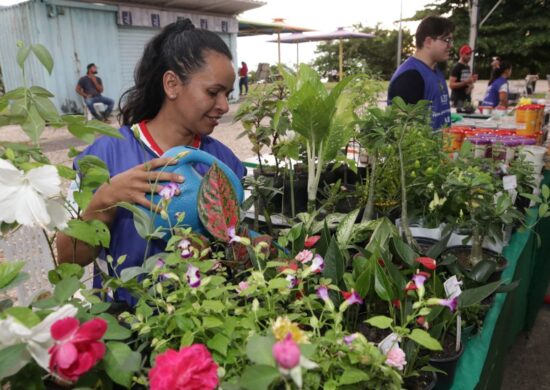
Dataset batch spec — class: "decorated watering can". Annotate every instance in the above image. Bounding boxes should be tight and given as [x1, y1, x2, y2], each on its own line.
[143, 146, 244, 238]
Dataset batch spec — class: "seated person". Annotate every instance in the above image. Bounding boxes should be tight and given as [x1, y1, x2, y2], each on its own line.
[76, 63, 114, 121]
[481, 61, 512, 108]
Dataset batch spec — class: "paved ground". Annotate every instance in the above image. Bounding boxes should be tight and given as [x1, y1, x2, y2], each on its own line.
[1, 78, 550, 388]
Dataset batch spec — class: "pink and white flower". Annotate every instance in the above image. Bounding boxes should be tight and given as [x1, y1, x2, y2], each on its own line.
[343, 333, 359, 346]
[286, 274, 298, 289]
[295, 249, 314, 264]
[427, 297, 459, 312]
[385, 346, 407, 371]
[310, 254, 324, 273]
[236, 281, 249, 294]
[159, 182, 179, 200]
[316, 285, 330, 303]
[185, 264, 201, 288]
[342, 290, 363, 306]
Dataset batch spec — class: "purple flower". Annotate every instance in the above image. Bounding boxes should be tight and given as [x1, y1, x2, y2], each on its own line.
[427, 297, 458, 312]
[411, 271, 430, 300]
[316, 285, 330, 303]
[310, 254, 324, 273]
[228, 226, 250, 245]
[159, 182, 179, 200]
[343, 333, 358, 346]
[185, 264, 201, 288]
[342, 290, 363, 305]
[286, 274, 298, 289]
[154, 258, 165, 269]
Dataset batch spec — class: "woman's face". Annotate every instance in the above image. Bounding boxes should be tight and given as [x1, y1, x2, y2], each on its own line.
[173, 50, 235, 136]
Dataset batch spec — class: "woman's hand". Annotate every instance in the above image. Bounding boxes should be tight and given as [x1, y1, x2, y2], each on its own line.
[84, 157, 184, 224]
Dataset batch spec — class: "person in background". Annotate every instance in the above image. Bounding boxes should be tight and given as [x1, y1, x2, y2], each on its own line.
[489, 56, 501, 81]
[76, 63, 114, 121]
[387, 15, 454, 130]
[57, 20, 245, 306]
[525, 72, 539, 95]
[481, 61, 512, 108]
[239, 61, 249, 96]
[449, 44, 477, 110]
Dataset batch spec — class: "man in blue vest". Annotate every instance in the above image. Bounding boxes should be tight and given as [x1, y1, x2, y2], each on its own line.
[388, 16, 454, 130]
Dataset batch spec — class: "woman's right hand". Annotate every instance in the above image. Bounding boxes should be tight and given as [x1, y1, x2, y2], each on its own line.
[84, 157, 184, 224]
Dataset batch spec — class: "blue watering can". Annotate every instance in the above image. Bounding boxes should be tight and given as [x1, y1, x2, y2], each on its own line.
[143, 146, 244, 238]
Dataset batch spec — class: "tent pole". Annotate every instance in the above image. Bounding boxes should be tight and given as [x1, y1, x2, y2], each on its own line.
[277, 31, 281, 64]
[339, 38, 343, 80]
[296, 43, 299, 69]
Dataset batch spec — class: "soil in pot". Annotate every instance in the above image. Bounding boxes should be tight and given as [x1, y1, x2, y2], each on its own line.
[442, 245, 508, 281]
[414, 237, 439, 256]
[404, 371, 437, 390]
[429, 335, 464, 390]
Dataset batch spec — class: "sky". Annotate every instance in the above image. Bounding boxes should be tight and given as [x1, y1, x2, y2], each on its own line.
[237, 0, 434, 70]
[0, 0, 434, 69]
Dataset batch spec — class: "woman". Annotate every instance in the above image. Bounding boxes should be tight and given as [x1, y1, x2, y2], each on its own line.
[482, 61, 512, 108]
[57, 19, 245, 305]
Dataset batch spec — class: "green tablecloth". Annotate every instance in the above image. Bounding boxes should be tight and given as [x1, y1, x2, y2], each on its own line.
[450, 170, 550, 390]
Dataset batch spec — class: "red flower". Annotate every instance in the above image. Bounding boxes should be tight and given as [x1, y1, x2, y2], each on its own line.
[278, 261, 299, 273]
[392, 299, 401, 309]
[415, 257, 437, 270]
[48, 317, 107, 382]
[377, 259, 385, 267]
[149, 344, 219, 390]
[416, 316, 429, 330]
[304, 235, 321, 248]
[404, 281, 417, 291]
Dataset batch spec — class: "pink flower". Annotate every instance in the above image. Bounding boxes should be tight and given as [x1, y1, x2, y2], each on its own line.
[411, 271, 430, 299]
[48, 317, 107, 382]
[272, 333, 301, 369]
[159, 182, 179, 200]
[236, 281, 249, 294]
[304, 235, 321, 248]
[385, 346, 407, 371]
[149, 344, 219, 390]
[342, 290, 363, 305]
[343, 333, 358, 346]
[427, 297, 459, 312]
[295, 249, 314, 263]
[186, 264, 201, 288]
[415, 257, 437, 270]
[316, 285, 330, 303]
[310, 254, 324, 273]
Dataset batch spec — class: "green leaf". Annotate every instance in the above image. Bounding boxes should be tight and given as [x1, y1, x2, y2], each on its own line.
[374, 263, 394, 301]
[21, 105, 46, 145]
[201, 300, 226, 312]
[53, 276, 81, 303]
[207, 333, 230, 357]
[63, 219, 110, 248]
[468, 260, 497, 283]
[339, 367, 370, 385]
[73, 189, 93, 211]
[117, 202, 155, 240]
[391, 237, 417, 267]
[322, 236, 345, 284]
[16, 45, 31, 70]
[240, 365, 280, 390]
[56, 164, 77, 180]
[119, 266, 145, 283]
[408, 328, 442, 351]
[98, 313, 132, 340]
[0, 343, 28, 380]
[4, 307, 41, 328]
[542, 185, 550, 200]
[89, 302, 111, 315]
[539, 203, 549, 219]
[459, 280, 502, 308]
[103, 341, 141, 388]
[268, 278, 289, 290]
[246, 335, 276, 366]
[365, 315, 393, 329]
[31, 44, 54, 74]
[203, 316, 224, 329]
[336, 208, 360, 249]
[354, 259, 374, 298]
[32, 95, 60, 123]
[29, 86, 54, 97]
[0, 261, 25, 289]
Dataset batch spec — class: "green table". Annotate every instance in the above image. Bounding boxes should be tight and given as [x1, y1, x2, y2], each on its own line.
[450, 170, 550, 390]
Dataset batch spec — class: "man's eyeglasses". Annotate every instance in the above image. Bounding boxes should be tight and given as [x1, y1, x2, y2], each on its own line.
[435, 37, 453, 45]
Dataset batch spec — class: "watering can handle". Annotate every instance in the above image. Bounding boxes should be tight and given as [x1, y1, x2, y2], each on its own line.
[162, 146, 244, 202]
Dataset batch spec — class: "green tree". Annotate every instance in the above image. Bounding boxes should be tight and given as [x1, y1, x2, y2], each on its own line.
[412, 0, 550, 78]
[312, 24, 414, 79]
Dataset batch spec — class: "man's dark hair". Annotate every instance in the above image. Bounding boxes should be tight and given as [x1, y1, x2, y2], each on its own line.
[415, 16, 455, 49]
[86, 63, 95, 72]
[118, 18, 232, 125]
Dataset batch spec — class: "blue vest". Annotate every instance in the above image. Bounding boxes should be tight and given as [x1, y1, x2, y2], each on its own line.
[482, 77, 508, 107]
[389, 57, 451, 130]
[74, 126, 246, 306]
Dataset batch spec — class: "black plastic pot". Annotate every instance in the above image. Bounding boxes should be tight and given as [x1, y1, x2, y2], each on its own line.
[404, 371, 438, 390]
[429, 341, 464, 390]
[282, 173, 308, 215]
[414, 237, 439, 256]
[441, 245, 508, 282]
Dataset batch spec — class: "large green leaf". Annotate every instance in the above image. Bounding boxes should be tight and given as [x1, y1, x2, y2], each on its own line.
[16, 44, 31, 70]
[32, 95, 61, 123]
[322, 90, 357, 163]
[408, 329, 442, 351]
[0, 261, 25, 289]
[63, 219, 110, 248]
[459, 281, 502, 308]
[31, 44, 54, 74]
[53, 276, 81, 303]
[354, 257, 374, 298]
[103, 341, 141, 388]
[246, 335, 276, 366]
[240, 365, 280, 390]
[366, 315, 393, 329]
[0, 343, 28, 380]
[207, 333, 230, 357]
[336, 208, 360, 249]
[322, 236, 345, 284]
[391, 236, 417, 267]
[339, 367, 371, 385]
[117, 202, 155, 240]
[21, 105, 45, 145]
[374, 262, 394, 301]
[98, 313, 132, 340]
[197, 163, 240, 242]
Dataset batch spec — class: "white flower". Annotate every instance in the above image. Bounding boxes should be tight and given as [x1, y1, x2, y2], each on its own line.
[0, 304, 78, 379]
[0, 159, 70, 231]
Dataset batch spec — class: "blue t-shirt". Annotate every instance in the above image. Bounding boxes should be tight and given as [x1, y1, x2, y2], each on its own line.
[388, 57, 451, 130]
[74, 126, 245, 305]
[481, 77, 508, 107]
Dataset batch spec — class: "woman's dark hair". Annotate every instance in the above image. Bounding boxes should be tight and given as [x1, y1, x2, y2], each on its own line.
[415, 16, 455, 49]
[118, 19, 232, 125]
[489, 60, 512, 85]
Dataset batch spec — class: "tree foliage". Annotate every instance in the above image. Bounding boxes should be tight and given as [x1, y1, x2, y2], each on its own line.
[312, 24, 414, 79]
[411, 0, 550, 78]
